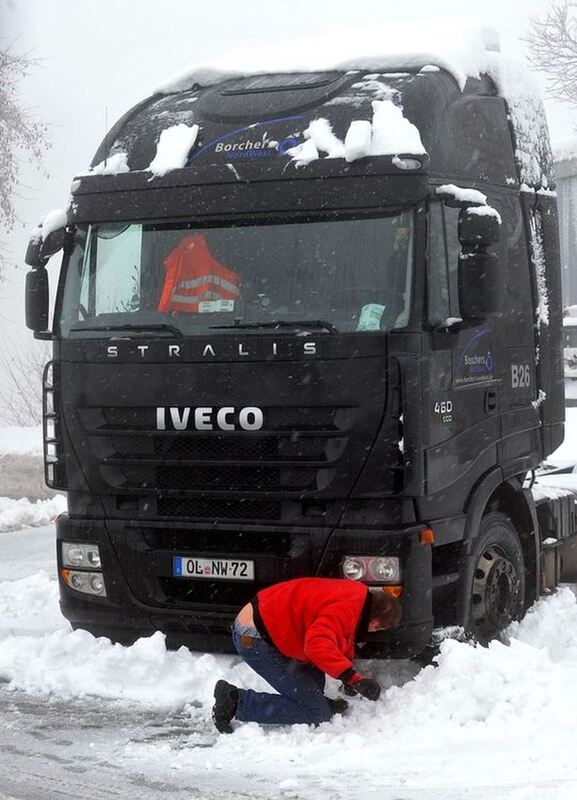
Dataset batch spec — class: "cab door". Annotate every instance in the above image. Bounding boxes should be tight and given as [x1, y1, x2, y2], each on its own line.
[423, 200, 501, 502]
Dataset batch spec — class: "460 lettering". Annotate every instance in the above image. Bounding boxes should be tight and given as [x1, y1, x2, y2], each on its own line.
[433, 400, 454, 424]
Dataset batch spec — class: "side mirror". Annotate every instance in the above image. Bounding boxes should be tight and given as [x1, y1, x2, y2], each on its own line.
[458, 252, 503, 317]
[458, 205, 503, 318]
[25, 210, 67, 268]
[25, 267, 50, 334]
[458, 206, 501, 248]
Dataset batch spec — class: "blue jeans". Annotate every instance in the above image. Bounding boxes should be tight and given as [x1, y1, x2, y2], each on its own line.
[232, 621, 333, 725]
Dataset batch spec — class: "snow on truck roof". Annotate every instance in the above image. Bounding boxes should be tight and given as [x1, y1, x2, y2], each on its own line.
[159, 22, 551, 189]
[154, 22, 501, 94]
[83, 21, 552, 189]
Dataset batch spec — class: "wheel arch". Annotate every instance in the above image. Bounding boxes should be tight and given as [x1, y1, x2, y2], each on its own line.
[458, 469, 540, 626]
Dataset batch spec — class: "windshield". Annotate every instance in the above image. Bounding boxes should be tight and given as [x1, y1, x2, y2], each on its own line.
[58, 213, 414, 337]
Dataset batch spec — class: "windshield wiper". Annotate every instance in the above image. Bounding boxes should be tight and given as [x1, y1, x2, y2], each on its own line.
[210, 319, 338, 333]
[70, 322, 184, 336]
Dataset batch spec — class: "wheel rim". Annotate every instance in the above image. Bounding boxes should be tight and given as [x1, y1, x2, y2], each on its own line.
[471, 544, 521, 638]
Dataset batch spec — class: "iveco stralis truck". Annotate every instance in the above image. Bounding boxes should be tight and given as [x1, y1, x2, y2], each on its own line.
[25, 50, 577, 657]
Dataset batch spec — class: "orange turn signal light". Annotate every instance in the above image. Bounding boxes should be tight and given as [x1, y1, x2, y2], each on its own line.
[419, 528, 435, 545]
[60, 568, 71, 584]
[381, 585, 403, 598]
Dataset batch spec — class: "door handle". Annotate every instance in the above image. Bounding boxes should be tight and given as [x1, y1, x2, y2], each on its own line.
[485, 389, 498, 413]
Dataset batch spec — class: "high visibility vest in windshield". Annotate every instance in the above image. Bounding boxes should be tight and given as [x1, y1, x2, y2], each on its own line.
[158, 233, 241, 313]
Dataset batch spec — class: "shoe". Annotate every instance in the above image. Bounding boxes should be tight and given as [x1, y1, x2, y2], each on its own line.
[212, 680, 239, 734]
[327, 697, 349, 715]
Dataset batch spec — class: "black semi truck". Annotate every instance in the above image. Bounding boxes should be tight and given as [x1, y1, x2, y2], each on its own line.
[25, 51, 577, 657]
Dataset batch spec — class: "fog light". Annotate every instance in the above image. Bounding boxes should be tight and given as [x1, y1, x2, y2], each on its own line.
[70, 572, 85, 590]
[342, 556, 366, 581]
[62, 542, 101, 569]
[60, 569, 107, 597]
[89, 574, 104, 594]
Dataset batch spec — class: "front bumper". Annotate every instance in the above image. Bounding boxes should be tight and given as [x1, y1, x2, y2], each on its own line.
[56, 515, 433, 657]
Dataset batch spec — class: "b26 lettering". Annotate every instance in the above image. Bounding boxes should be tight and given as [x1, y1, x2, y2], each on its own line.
[511, 364, 531, 389]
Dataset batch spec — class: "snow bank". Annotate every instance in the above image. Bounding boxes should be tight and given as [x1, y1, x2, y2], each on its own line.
[0, 495, 67, 533]
[2, 580, 577, 797]
[0, 425, 43, 456]
[0, 572, 62, 637]
[147, 124, 199, 177]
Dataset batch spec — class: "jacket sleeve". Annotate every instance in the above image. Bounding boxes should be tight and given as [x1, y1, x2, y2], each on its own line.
[302, 606, 354, 678]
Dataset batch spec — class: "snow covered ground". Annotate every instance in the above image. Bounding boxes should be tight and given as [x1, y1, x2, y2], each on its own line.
[1, 525, 577, 798]
[1, 415, 577, 797]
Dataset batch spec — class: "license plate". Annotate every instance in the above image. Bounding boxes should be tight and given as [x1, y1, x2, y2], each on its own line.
[173, 556, 254, 581]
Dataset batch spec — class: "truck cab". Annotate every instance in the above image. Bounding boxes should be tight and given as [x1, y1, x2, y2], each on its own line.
[25, 51, 565, 656]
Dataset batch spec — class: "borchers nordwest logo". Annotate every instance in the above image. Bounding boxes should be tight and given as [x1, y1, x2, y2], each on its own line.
[213, 131, 298, 161]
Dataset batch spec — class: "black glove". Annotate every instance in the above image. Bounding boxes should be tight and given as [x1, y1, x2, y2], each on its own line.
[339, 668, 382, 701]
[353, 677, 381, 701]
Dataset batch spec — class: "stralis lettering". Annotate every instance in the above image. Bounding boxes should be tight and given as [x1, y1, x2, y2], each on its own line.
[105, 341, 317, 359]
[156, 406, 264, 431]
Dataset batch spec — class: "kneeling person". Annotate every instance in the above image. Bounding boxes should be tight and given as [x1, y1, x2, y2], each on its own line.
[212, 577, 401, 733]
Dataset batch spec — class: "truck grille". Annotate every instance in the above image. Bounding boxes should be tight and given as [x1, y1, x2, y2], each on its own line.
[81, 404, 354, 520]
[157, 497, 281, 520]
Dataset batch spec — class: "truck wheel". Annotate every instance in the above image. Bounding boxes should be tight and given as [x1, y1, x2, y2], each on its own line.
[468, 512, 525, 643]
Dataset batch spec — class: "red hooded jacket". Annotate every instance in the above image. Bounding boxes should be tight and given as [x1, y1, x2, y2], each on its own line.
[252, 578, 370, 679]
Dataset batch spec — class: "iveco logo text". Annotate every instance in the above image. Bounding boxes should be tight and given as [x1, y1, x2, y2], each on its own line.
[156, 406, 264, 431]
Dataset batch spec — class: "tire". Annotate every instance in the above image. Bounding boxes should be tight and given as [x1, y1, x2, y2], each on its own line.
[467, 512, 526, 643]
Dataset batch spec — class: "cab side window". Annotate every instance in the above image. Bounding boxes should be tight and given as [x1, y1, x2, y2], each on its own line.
[444, 206, 461, 319]
[427, 203, 461, 325]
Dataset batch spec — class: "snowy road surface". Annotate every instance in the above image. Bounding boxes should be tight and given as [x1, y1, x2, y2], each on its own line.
[1, 529, 577, 799]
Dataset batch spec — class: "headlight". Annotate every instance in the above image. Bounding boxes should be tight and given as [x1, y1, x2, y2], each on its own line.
[61, 569, 107, 597]
[341, 555, 401, 584]
[62, 542, 102, 569]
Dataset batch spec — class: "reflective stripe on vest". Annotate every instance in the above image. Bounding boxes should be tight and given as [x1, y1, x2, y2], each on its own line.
[158, 234, 241, 313]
